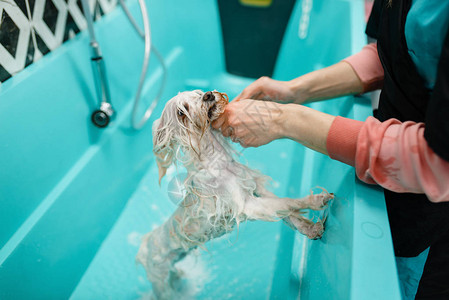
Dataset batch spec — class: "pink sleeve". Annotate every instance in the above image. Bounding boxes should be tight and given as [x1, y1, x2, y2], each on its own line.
[326, 116, 449, 202]
[342, 43, 384, 92]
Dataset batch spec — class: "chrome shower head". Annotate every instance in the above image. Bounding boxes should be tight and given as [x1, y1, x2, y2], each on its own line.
[91, 102, 115, 128]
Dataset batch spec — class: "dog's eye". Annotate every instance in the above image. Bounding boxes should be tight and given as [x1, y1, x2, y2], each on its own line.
[177, 102, 189, 118]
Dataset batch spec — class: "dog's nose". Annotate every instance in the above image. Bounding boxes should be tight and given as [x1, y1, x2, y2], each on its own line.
[202, 91, 215, 102]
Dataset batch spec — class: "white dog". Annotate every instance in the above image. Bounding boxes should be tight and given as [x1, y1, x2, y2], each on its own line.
[136, 90, 333, 299]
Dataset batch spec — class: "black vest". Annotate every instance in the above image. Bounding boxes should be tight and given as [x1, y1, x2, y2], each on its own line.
[367, 0, 449, 257]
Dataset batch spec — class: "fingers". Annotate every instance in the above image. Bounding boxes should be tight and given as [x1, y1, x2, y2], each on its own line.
[221, 121, 234, 137]
[211, 100, 256, 148]
[234, 87, 263, 102]
[211, 114, 225, 129]
[239, 140, 249, 148]
[212, 108, 232, 137]
[222, 125, 233, 137]
[234, 76, 270, 101]
[231, 133, 249, 148]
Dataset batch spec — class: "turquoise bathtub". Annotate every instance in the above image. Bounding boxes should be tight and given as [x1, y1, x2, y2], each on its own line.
[0, 0, 401, 299]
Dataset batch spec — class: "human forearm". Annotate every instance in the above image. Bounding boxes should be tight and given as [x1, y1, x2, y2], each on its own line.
[288, 62, 364, 104]
[235, 44, 382, 104]
[279, 104, 336, 154]
[212, 99, 335, 152]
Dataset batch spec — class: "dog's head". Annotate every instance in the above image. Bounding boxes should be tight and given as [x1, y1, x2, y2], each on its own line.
[153, 90, 228, 183]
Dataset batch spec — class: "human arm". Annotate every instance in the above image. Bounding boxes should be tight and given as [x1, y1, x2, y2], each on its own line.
[212, 96, 449, 203]
[212, 99, 335, 154]
[234, 62, 363, 104]
[234, 43, 383, 104]
[216, 41, 449, 201]
[213, 101, 449, 202]
[213, 43, 385, 150]
[327, 116, 449, 202]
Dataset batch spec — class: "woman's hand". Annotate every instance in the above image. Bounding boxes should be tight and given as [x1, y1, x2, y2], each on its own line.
[234, 62, 364, 104]
[234, 77, 298, 103]
[212, 99, 285, 147]
[214, 62, 359, 149]
[212, 99, 336, 154]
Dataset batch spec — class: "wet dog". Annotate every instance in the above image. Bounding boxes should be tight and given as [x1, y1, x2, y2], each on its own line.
[136, 90, 333, 299]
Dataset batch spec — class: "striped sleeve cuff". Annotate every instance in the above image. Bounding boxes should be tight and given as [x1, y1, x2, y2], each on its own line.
[326, 116, 364, 167]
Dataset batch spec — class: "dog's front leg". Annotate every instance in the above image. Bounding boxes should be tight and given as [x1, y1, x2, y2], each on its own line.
[254, 180, 333, 211]
[243, 192, 333, 239]
[244, 190, 333, 218]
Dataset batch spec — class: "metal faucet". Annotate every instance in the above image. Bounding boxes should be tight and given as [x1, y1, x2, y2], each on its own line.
[80, 0, 115, 128]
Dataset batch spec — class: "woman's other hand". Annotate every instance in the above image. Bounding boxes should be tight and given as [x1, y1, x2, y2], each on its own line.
[233, 77, 298, 103]
[212, 99, 335, 154]
[234, 62, 364, 104]
[212, 99, 285, 147]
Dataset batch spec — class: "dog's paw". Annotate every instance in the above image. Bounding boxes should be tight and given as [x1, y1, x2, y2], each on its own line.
[306, 220, 325, 240]
[306, 189, 334, 210]
[288, 216, 325, 239]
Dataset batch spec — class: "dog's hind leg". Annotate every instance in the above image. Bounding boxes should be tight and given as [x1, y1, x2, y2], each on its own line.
[137, 199, 228, 299]
[136, 215, 191, 299]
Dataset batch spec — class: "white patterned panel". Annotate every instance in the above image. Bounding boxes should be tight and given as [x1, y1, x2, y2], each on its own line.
[0, 0, 118, 82]
[0, 2, 31, 75]
[32, 0, 68, 50]
[98, 0, 118, 15]
[67, 0, 88, 30]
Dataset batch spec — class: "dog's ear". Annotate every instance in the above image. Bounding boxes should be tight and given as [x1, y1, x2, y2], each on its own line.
[152, 117, 175, 185]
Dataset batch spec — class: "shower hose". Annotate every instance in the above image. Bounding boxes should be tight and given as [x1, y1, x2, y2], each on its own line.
[120, 0, 167, 130]
[82, 0, 167, 130]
